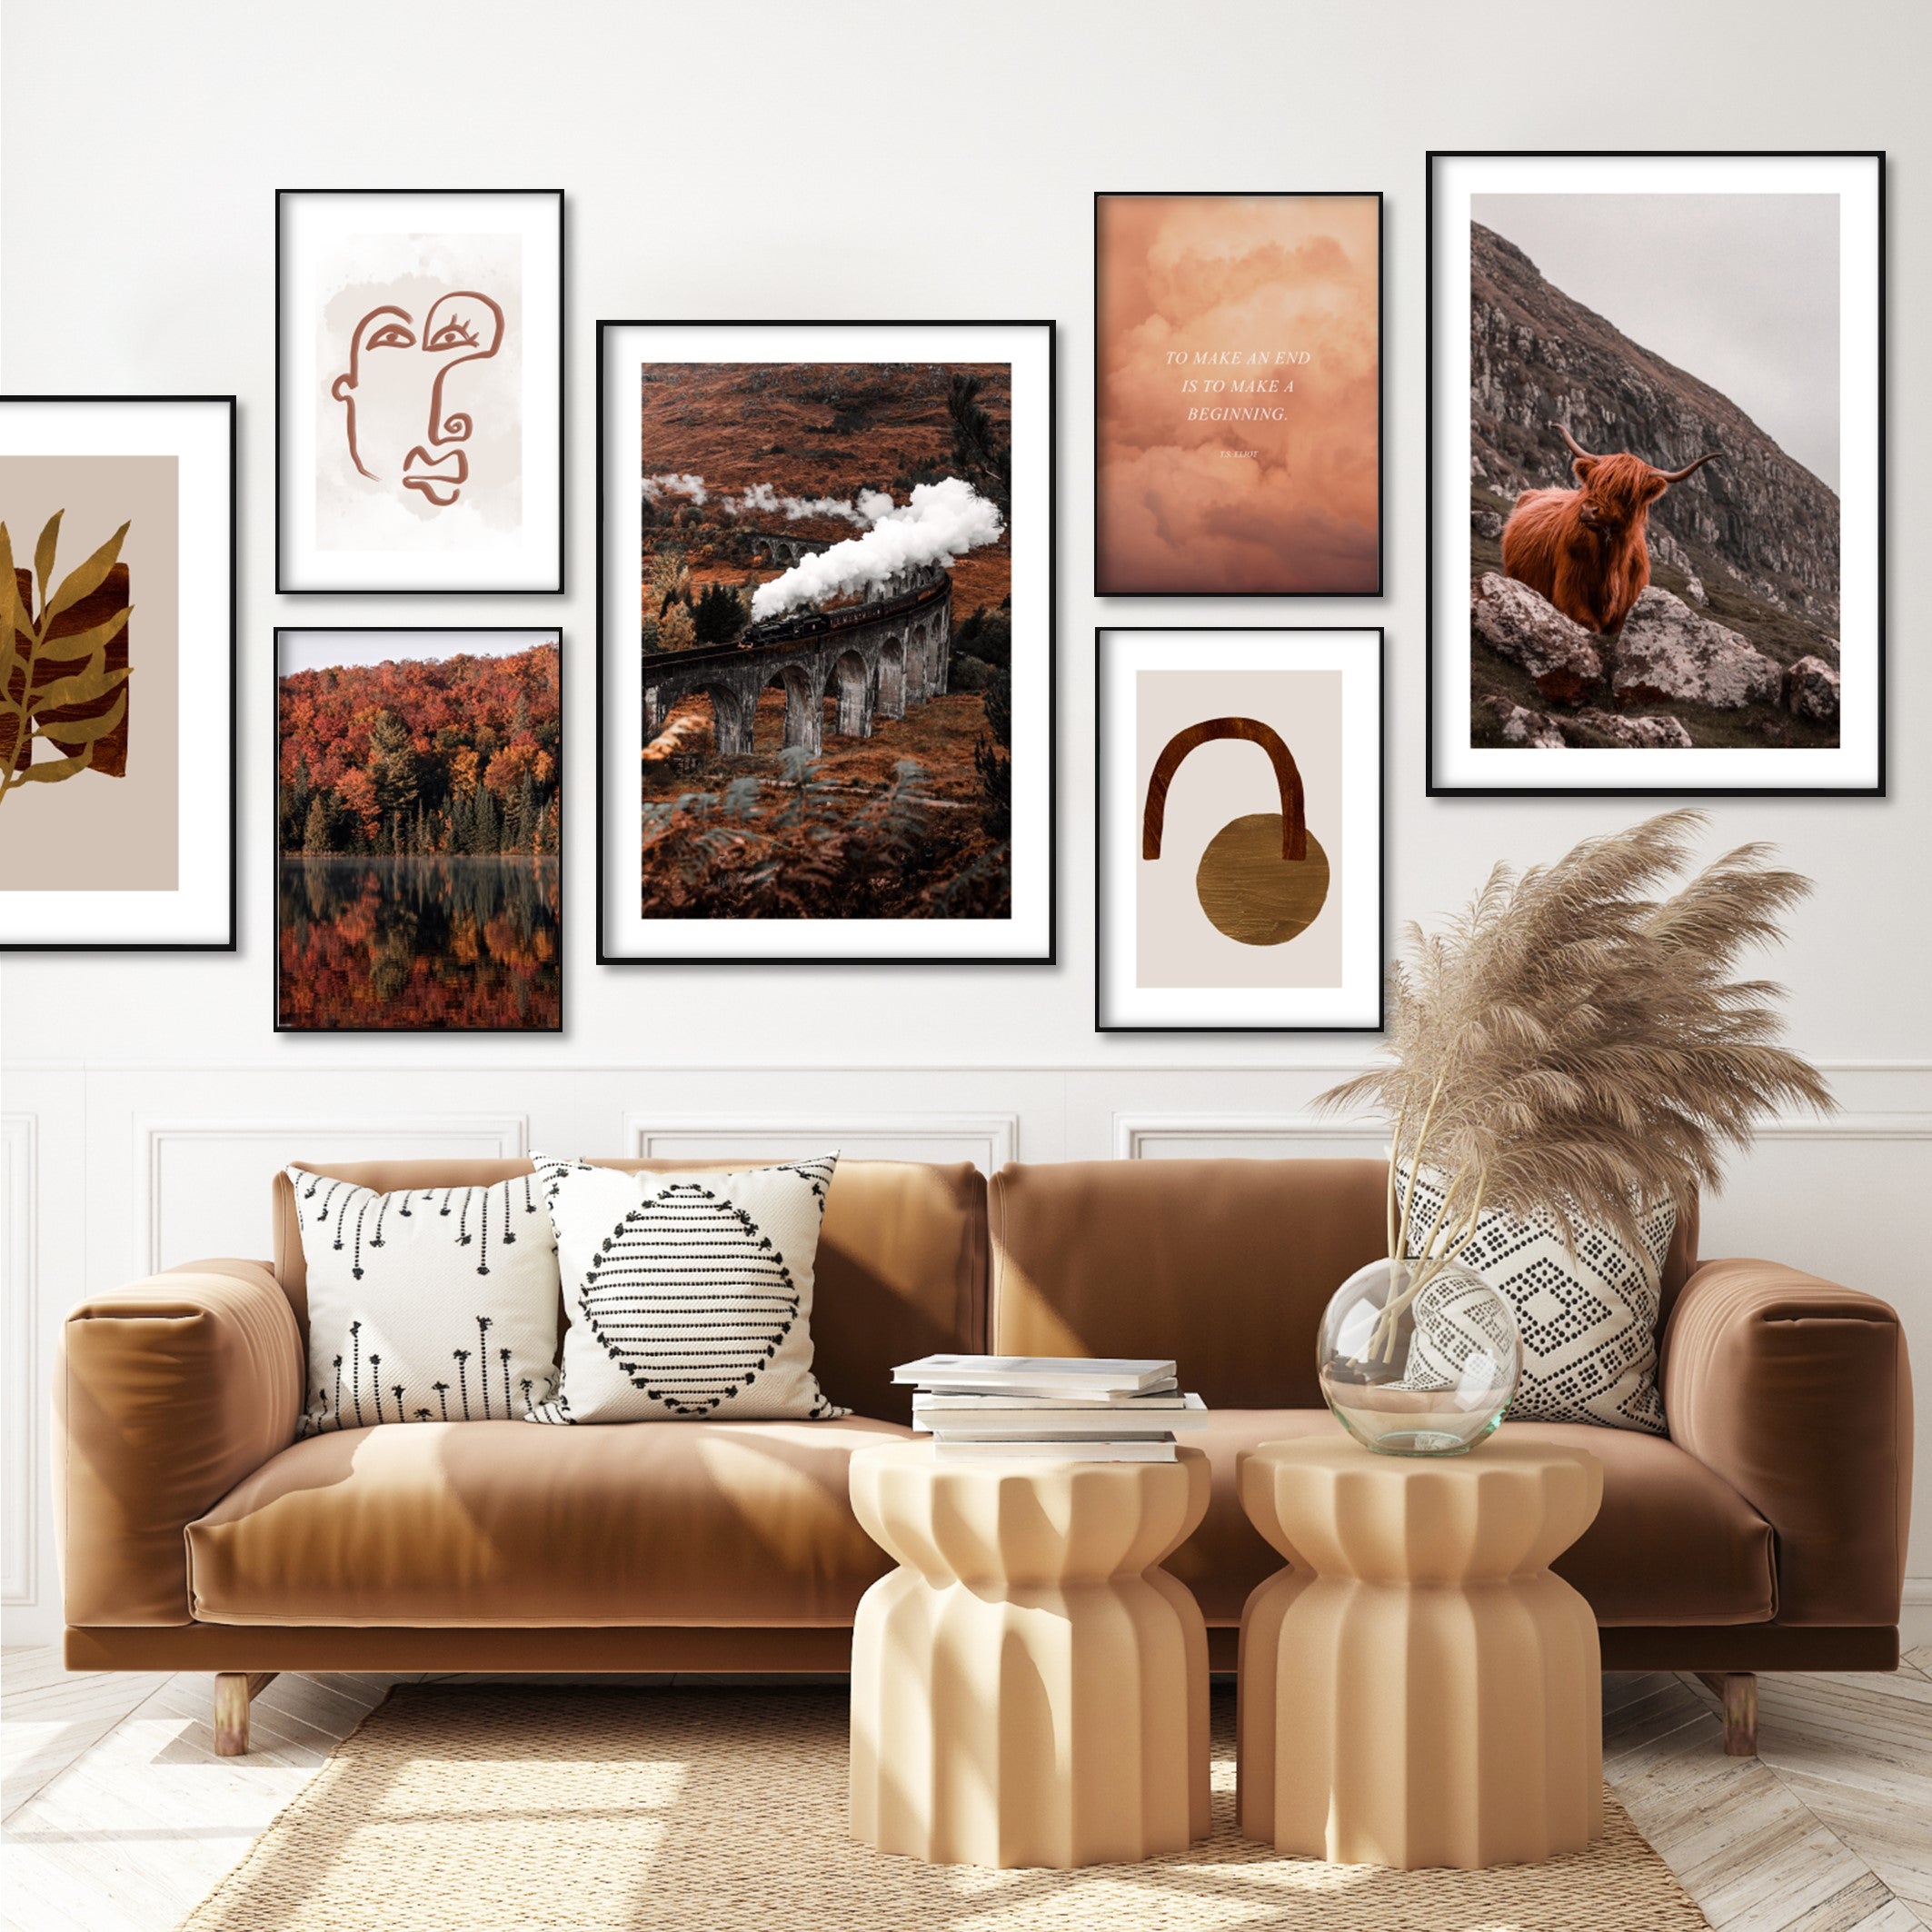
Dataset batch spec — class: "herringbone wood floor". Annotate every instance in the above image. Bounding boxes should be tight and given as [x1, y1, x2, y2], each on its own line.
[3, 1647, 1927, 1931]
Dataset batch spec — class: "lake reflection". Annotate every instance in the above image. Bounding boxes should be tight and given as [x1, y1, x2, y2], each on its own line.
[278, 858, 561, 1031]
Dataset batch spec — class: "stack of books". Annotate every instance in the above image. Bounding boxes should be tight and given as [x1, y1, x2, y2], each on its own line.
[892, 1354, 1204, 1462]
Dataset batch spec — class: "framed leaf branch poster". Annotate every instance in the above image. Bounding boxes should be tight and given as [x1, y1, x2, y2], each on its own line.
[276, 188, 564, 593]
[1094, 192, 1383, 596]
[2, 393, 235, 951]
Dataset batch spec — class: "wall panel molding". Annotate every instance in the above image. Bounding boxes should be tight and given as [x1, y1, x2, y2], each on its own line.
[2, 1113, 37, 1608]
[138, 1114, 530, 1273]
[1117, 1110, 1932, 1161]
[1116, 1113, 1387, 1161]
[624, 1112, 1019, 1173]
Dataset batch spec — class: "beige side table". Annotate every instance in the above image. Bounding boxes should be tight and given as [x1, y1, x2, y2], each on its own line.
[1238, 1434, 1604, 1869]
[848, 1439, 1211, 1869]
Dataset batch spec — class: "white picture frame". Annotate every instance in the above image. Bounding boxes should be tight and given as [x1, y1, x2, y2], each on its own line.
[595, 318, 1057, 965]
[276, 188, 563, 594]
[1097, 627, 1383, 1033]
[1427, 150, 1884, 796]
[2, 393, 234, 951]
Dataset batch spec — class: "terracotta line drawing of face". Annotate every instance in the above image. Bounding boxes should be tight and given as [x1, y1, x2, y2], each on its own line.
[329, 291, 505, 509]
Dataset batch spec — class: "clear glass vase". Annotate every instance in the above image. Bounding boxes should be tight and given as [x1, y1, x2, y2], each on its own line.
[1317, 1256, 1522, 1456]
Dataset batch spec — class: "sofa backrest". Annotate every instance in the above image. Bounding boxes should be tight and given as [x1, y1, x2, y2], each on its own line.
[989, 1158, 1701, 1409]
[274, 1157, 987, 1424]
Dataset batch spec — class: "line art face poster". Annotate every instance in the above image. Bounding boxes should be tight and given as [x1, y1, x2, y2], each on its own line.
[1095, 193, 1381, 597]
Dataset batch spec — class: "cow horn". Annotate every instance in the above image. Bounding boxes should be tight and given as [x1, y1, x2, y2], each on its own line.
[1656, 451, 1720, 483]
[1553, 421, 1600, 461]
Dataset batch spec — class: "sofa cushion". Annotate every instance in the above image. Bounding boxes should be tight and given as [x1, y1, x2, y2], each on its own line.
[1170, 1411, 1776, 1628]
[530, 1151, 848, 1424]
[284, 1169, 563, 1434]
[187, 1416, 911, 1627]
[277, 1158, 988, 1424]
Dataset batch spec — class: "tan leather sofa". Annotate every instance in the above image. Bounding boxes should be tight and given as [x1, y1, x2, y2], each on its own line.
[57, 1155, 1912, 1752]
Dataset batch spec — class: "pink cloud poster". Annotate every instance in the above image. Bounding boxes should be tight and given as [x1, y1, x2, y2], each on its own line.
[1094, 193, 1381, 597]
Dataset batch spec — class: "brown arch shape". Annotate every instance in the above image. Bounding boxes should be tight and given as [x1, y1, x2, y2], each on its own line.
[1141, 716, 1309, 862]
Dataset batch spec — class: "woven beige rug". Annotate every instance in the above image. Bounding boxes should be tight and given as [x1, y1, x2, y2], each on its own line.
[181, 1684, 1709, 1931]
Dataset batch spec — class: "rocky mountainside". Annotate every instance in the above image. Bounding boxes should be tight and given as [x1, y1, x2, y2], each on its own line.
[1470, 222, 1839, 631]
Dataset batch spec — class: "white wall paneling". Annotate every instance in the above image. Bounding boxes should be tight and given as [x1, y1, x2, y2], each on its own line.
[138, 1114, 531, 1273]
[1114, 1114, 1388, 1161]
[625, 1115, 1020, 1172]
[2, 1115, 37, 1608]
[3, 2, 1927, 1647]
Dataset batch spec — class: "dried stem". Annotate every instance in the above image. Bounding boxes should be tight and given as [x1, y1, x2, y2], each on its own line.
[1319, 811, 1833, 1375]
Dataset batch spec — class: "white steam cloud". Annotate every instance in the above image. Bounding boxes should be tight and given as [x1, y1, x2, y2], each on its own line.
[724, 482, 897, 527]
[641, 472, 708, 506]
[750, 478, 1003, 622]
[641, 472, 899, 528]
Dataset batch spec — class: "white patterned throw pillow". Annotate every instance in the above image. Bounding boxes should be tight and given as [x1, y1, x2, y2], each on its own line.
[1394, 1161, 1676, 1433]
[286, 1169, 562, 1433]
[528, 1152, 850, 1423]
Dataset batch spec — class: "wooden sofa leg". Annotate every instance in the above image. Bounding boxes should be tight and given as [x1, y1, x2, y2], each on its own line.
[1696, 1671, 1758, 1756]
[214, 1672, 278, 1757]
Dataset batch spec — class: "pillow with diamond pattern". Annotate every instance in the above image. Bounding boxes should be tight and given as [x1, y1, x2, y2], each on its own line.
[528, 1151, 850, 1424]
[1393, 1160, 1676, 1434]
[286, 1167, 562, 1434]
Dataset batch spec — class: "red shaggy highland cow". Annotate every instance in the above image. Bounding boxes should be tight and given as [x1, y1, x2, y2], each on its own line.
[1502, 423, 1719, 633]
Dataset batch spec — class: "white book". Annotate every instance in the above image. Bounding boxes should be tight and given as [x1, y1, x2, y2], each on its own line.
[931, 1439, 1178, 1463]
[892, 1354, 1177, 1395]
[915, 1382, 1182, 1408]
[915, 1395, 1207, 1437]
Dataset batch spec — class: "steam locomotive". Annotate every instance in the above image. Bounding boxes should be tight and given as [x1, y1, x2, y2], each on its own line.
[738, 572, 947, 651]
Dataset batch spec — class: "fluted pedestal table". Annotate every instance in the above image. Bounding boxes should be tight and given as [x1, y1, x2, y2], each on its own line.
[848, 1439, 1210, 1869]
[1238, 1435, 1604, 1869]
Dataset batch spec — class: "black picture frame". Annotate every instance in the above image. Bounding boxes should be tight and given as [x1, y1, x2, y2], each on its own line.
[1092, 190, 1385, 600]
[1, 392, 237, 952]
[1094, 624, 1385, 1035]
[274, 187, 566, 596]
[273, 625, 564, 1034]
[1425, 149, 1886, 798]
[594, 318, 1058, 967]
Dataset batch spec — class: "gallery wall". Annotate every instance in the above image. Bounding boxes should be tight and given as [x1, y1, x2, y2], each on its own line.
[2, 1, 1927, 1643]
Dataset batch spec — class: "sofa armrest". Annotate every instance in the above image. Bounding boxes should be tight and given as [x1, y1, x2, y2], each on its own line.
[1662, 1258, 1912, 1627]
[55, 1260, 303, 1626]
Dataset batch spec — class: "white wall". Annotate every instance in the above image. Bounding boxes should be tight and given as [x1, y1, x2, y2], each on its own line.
[2, 1, 1926, 1648]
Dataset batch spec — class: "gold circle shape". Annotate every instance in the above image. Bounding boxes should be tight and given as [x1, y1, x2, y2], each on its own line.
[1194, 816, 1330, 946]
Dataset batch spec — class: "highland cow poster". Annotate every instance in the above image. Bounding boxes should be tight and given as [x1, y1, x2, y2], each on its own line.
[1095, 193, 1382, 596]
[596, 320, 1054, 963]
[1, 394, 234, 951]
[1428, 152, 1883, 795]
[276, 191, 563, 593]
[276, 629, 561, 1031]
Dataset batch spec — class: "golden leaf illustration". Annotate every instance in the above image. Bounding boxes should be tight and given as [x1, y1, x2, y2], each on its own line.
[0, 511, 134, 808]
[31, 512, 61, 607]
[34, 665, 130, 712]
[45, 521, 130, 623]
[36, 690, 125, 744]
[17, 750, 92, 784]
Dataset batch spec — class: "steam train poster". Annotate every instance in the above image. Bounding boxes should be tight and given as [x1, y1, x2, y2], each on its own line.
[1427, 151, 1884, 796]
[596, 321, 1055, 962]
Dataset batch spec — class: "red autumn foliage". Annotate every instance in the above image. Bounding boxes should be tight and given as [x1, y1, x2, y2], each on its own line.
[277, 644, 560, 855]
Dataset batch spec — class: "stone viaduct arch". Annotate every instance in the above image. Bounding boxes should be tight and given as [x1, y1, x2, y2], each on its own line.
[642, 575, 952, 760]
